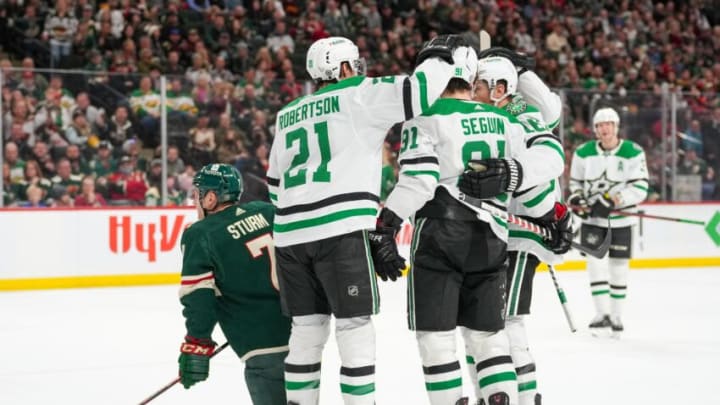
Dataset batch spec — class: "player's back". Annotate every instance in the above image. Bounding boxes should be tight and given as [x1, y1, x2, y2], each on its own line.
[181, 201, 289, 357]
[269, 76, 409, 247]
[411, 98, 527, 239]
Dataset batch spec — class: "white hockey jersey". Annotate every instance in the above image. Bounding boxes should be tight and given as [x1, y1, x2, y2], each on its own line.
[569, 139, 649, 228]
[267, 59, 454, 247]
[504, 96, 565, 264]
[384, 98, 561, 242]
[517, 70, 562, 130]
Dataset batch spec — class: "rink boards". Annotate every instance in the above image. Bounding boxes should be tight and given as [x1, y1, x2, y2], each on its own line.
[0, 203, 718, 290]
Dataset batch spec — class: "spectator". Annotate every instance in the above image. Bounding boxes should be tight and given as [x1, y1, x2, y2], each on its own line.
[189, 113, 216, 167]
[42, 0, 78, 68]
[88, 141, 117, 179]
[166, 145, 186, 177]
[107, 155, 148, 204]
[64, 110, 96, 148]
[4, 142, 25, 184]
[106, 105, 137, 153]
[2, 162, 21, 206]
[74, 175, 107, 207]
[682, 119, 704, 155]
[19, 159, 52, 200]
[31, 141, 56, 178]
[266, 20, 294, 53]
[129, 76, 161, 147]
[51, 158, 82, 198]
[19, 185, 49, 208]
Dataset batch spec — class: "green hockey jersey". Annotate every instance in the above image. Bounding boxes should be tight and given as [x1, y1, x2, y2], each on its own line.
[179, 201, 290, 360]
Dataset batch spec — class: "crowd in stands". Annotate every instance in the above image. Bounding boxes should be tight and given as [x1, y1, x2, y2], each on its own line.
[1, 0, 719, 208]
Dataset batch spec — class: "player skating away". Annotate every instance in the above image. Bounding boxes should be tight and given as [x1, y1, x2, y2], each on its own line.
[178, 163, 290, 405]
[380, 37, 568, 405]
[568, 107, 649, 337]
[461, 55, 572, 405]
[266, 35, 461, 405]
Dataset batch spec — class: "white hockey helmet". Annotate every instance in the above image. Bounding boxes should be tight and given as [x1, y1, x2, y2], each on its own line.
[306, 37, 366, 82]
[592, 107, 620, 135]
[477, 56, 518, 104]
[451, 45, 479, 86]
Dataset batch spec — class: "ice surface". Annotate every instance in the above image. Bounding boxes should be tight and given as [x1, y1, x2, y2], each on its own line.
[1, 267, 718, 404]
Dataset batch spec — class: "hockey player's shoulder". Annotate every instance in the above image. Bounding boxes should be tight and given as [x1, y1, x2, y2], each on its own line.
[615, 139, 645, 159]
[422, 99, 521, 123]
[574, 140, 600, 158]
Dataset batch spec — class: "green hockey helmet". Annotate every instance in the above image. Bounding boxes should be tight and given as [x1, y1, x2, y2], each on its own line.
[193, 163, 243, 203]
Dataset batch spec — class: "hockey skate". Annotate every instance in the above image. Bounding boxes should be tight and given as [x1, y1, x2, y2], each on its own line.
[588, 314, 612, 337]
[455, 398, 469, 405]
[610, 316, 624, 339]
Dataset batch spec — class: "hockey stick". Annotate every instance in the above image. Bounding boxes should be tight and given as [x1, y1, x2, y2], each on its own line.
[138, 342, 230, 405]
[457, 193, 612, 259]
[548, 265, 577, 332]
[610, 210, 706, 226]
[479, 30, 491, 51]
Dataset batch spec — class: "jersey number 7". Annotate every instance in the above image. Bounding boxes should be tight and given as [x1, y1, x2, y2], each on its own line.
[245, 233, 279, 291]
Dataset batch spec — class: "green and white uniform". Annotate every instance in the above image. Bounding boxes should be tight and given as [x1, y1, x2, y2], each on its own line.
[180, 201, 289, 359]
[385, 99, 559, 241]
[569, 139, 649, 228]
[267, 56, 457, 405]
[504, 95, 565, 264]
[267, 58, 455, 248]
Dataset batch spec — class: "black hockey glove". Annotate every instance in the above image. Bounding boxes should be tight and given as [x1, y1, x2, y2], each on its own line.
[590, 193, 615, 218]
[458, 158, 523, 199]
[567, 192, 590, 219]
[415, 34, 468, 67]
[477, 46, 536, 72]
[368, 208, 406, 282]
[543, 203, 573, 254]
[178, 336, 216, 389]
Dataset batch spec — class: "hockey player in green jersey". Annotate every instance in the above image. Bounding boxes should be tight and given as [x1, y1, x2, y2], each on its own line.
[267, 35, 464, 405]
[464, 54, 572, 405]
[380, 38, 569, 405]
[568, 107, 649, 337]
[178, 163, 290, 405]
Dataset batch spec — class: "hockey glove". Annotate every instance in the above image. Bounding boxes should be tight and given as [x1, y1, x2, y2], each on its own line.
[368, 208, 406, 282]
[458, 158, 523, 199]
[415, 34, 468, 67]
[590, 193, 615, 219]
[178, 336, 216, 389]
[477, 46, 536, 71]
[543, 202, 573, 254]
[567, 192, 589, 219]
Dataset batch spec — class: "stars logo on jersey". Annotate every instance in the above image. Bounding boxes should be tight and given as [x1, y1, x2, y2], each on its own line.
[586, 171, 621, 200]
[505, 96, 527, 116]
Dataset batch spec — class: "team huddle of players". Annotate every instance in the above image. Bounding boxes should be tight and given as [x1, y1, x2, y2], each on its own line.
[175, 34, 648, 405]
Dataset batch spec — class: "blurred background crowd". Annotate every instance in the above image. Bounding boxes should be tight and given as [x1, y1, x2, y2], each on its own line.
[1, 0, 719, 208]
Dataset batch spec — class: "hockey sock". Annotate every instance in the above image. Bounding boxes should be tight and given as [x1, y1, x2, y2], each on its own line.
[587, 256, 610, 317]
[417, 330, 464, 405]
[466, 329, 518, 405]
[461, 327, 483, 402]
[609, 258, 629, 320]
[336, 316, 376, 405]
[505, 317, 537, 405]
[285, 314, 331, 405]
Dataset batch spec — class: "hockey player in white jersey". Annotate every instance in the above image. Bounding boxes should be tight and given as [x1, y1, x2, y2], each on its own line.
[266, 35, 462, 405]
[568, 107, 649, 337]
[457, 55, 572, 405]
[379, 39, 569, 405]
